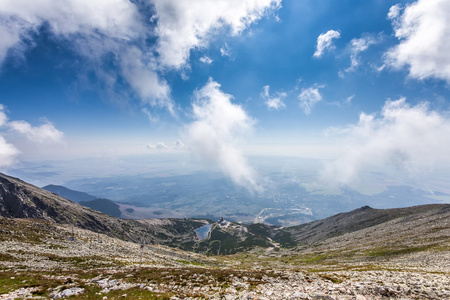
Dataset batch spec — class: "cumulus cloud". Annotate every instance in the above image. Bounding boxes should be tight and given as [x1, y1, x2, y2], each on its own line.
[146, 142, 168, 150]
[385, 0, 450, 83]
[152, 0, 282, 69]
[120, 47, 173, 113]
[298, 85, 324, 115]
[261, 85, 286, 110]
[0, 105, 19, 167]
[0, 105, 63, 167]
[313, 30, 341, 58]
[0, 0, 172, 111]
[186, 78, 261, 192]
[321, 98, 450, 186]
[0, 104, 7, 126]
[220, 44, 232, 57]
[9, 120, 64, 144]
[174, 139, 185, 150]
[200, 56, 213, 64]
[0, 136, 19, 167]
[0, 0, 283, 113]
[344, 35, 379, 74]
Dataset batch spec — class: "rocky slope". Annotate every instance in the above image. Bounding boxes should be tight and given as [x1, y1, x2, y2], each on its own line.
[0, 218, 449, 299]
[1, 173, 450, 298]
[285, 204, 450, 244]
[0, 173, 207, 246]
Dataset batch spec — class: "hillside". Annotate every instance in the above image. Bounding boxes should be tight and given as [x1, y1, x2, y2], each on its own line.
[191, 204, 450, 256]
[1, 173, 449, 298]
[3, 172, 449, 256]
[0, 210, 448, 299]
[42, 185, 97, 202]
[285, 204, 450, 244]
[79, 198, 122, 218]
[0, 173, 207, 247]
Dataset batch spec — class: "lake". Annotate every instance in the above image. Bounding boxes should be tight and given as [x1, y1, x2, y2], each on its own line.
[195, 224, 212, 240]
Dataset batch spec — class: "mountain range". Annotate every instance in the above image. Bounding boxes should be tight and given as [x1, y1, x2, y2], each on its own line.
[1, 172, 449, 299]
[2, 172, 449, 255]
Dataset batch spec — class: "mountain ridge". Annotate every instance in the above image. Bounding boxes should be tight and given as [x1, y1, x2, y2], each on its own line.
[0, 173, 208, 248]
[1, 172, 449, 255]
[42, 184, 97, 202]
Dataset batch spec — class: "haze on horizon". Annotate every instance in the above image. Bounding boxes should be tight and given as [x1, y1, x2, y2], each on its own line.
[1, 0, 450, 201]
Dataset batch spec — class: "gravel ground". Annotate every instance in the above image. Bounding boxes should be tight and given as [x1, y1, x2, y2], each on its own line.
[1, 219, 449, 299]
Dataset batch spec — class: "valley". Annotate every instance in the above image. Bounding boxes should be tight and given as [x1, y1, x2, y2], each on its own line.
[1, 172, 450, 299]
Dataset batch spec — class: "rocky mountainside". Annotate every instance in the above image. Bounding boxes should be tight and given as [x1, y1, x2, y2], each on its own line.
[3, 172, 450, 256]
[193, 204, 450, 256]
[0, 212, 448, 299]
[1, 173, 449, 299]
[285, 204, 450, 244]
[0, 173, 207, 247]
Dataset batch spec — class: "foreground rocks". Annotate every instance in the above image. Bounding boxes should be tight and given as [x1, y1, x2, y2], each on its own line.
[0, 218, 449, 299]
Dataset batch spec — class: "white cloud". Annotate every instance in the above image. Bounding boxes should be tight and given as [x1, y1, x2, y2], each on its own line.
[261, 85, 286, 110]
[152, 0, 282, 69]
[142, 107, 159, 123]
[9, 120, 64, 144]
[0, 0, 172, 112]
[0, 136, 19, 167]
[174, 139, 185, 150]
[321, 98, 450, 187]
[345, 95, 355, 105]
[0, 105, 19, 167]
[146, 142, 168, 150]
[344, 35, 378, 73]
[0, 0, 283, 113]
[387, 4, 402, 20]
[386, 0, 450, 83]
[0, 0, 142, 61]
[298, 85, 324, 115]
[0, 104, 7, 126]
[185, 78, 261, 192]
[220, 44, 232, 57]
[200, 56, 213, 64]
[313, 30, 340, 58]
[0, 105, 63, 167]
[120, 47, 173, 113]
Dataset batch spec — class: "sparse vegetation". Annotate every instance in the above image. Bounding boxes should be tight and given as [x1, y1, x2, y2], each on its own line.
[1, 173, 449, 299]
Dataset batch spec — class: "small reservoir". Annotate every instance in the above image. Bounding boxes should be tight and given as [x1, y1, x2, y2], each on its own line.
[195, 224, 212, 240]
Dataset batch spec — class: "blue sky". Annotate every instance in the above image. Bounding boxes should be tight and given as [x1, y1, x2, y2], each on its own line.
[1, 0, 450, 193]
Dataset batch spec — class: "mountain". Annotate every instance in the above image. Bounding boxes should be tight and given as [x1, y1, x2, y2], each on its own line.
[79, 198, 122, 218]
[42, 184, 97, 202]
[2, 172, 449, 257]
[285, 204, 450, 244]
[193, 204, 450, 256]
[0, 172, 208, 247]
[1, 172, 449, 299]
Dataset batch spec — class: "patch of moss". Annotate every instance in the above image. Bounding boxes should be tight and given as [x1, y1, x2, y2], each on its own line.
[367, 245, 434, 257]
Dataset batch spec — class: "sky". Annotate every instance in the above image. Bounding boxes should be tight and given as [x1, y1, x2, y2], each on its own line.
[1, 0, 450, 193]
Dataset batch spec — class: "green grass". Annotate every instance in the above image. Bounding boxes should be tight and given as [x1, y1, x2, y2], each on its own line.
[367, 246, 434, 257]
[0, 270, 66, 296]
[175, 259, 205, 266]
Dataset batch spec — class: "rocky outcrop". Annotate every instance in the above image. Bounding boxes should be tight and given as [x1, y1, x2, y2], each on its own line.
[0, 175, 46, 219]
